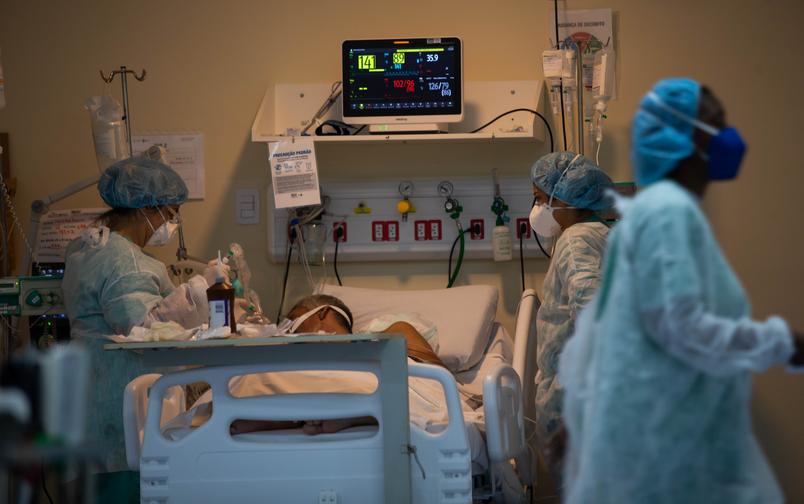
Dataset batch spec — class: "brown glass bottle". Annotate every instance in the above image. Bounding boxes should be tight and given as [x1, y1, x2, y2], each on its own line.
[207, 278, 236, 334]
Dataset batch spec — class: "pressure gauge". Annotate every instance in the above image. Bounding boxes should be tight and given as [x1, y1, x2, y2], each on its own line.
[398, 181, 414, 198]
[437, 181, 454, 198]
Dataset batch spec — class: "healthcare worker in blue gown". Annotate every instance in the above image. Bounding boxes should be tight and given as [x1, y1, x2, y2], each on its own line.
[63, 157, 214, 501]
[528, 151, 613, 487]
[558, 78, 804, 504]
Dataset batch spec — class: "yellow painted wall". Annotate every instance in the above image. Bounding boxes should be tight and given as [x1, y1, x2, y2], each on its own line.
[1, 0, 803, 499]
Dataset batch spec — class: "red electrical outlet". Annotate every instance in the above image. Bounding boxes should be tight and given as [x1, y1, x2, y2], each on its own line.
[414, 220, 429, 241]
[333, 221, 347, 242]
[386, 221, 399, 241]
[372, 221, 386, 242]
[469, 219, 485, 240]
[515, 218, 531, 239]
[429, 220, 442, 241]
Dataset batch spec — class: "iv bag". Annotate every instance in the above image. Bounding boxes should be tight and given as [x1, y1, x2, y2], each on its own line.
[592, 48, 616, 101]
[85, 95, 129, 171]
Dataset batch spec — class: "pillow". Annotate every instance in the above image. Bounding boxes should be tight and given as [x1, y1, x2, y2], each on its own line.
[318, 284, 498, 372]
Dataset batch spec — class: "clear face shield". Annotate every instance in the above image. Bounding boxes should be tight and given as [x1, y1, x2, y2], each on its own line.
[142, 206, 181, 247]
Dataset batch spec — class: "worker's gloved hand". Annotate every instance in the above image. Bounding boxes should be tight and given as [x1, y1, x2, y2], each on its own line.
[202, 258, 231, 286]
[234, 298, 251, 324]
[233, 297, 270, 325]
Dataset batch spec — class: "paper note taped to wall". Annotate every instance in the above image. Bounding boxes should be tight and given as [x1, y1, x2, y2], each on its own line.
[132, 133, 205, 199]
[268, 139, 321, 209]
[35, 208, 107, 263]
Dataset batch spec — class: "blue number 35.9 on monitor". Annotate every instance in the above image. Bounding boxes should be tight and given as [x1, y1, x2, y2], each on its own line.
[341, 37, 463, 133]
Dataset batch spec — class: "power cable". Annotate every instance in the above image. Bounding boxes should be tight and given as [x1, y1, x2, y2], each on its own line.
[333, 226, 344, 286]
[447, 228, 468, 288]
[531, 196, 552, 259]
[41, 464, 54, 504]
[275, 230, 295, 322]
[470, 108, 554, 153]
[0, 168, 34, 263]
[554, 0, 568, 151]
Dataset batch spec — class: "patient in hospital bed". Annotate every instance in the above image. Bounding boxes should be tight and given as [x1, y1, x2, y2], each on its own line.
[168, 294, 481, 438]
[285, 294, 445, 367]
[230, 294, 447, 435]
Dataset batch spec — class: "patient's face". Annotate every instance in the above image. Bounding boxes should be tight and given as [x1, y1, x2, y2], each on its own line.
[289, 306, 350, 335]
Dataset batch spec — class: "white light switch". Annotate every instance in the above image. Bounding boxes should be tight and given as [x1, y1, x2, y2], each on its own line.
[235, 189, 260, 225]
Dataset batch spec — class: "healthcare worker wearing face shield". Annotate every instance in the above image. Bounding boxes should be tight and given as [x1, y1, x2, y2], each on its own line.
[62, 157, 216, 501]
[529, 151, 613, 487]
[558, 78, 804, 504]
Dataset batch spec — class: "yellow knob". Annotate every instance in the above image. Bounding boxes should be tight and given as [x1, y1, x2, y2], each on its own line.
[397, 199, 412, 214]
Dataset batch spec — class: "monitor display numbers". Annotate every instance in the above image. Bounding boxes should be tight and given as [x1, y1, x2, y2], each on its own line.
[394, 79, 416, 93]
[358, 54, 376, 70]
[343, 37, 462, 118]
[428, 81, 451, 96]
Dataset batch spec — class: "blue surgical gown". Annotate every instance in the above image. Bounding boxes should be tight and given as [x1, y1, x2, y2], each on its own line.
[534, 221, 608, 450]
[63, 229, 207, 473]
[559, 180, 793, 504]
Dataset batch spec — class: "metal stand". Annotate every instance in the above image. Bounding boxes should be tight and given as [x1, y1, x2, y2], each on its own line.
[19, 67, 146, 274]
[99, 66, 146, 157]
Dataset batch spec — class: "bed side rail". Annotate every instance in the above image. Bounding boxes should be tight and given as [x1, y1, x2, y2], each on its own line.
[483, 362, 533, 485]
[143, 361, 385, 444]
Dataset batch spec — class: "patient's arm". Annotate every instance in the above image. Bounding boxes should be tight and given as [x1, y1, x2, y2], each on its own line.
[382, 321, 446, 368]
[302, 416, 378, 435]
[229, 417, 378, 436]
[229, 419, 304, 435]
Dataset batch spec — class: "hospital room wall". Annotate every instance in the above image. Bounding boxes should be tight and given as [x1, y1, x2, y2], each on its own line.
[1, 0, 803, 498]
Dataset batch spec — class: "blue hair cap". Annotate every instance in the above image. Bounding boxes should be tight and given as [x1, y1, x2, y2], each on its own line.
[631, 78, 701, 186]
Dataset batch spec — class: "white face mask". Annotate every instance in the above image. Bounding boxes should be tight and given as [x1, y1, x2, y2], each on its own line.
[142, 208, 180, 247]
[529, 203, 561, 237]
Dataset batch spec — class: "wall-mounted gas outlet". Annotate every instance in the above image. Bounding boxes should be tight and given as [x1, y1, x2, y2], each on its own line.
[333, 222, 347, 242]
[515, 218, 531, 239]
[469, 219, 485, 240]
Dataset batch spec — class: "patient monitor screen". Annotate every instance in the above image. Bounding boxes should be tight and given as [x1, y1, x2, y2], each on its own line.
[342, 37, 462, 119]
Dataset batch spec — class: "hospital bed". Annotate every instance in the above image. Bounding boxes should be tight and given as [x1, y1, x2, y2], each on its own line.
[124, 285, 541, 503]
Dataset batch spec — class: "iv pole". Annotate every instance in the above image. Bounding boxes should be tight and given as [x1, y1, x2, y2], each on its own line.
[22, 67, 147, 274]
[99, 66, 146, 157]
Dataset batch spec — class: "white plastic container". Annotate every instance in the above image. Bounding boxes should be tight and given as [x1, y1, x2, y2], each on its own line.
[492, 225, 512, 262]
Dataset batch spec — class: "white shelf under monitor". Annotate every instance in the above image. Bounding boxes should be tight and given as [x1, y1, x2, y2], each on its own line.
[251, 80, 546, 145]
[253, 131, 540, 144]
